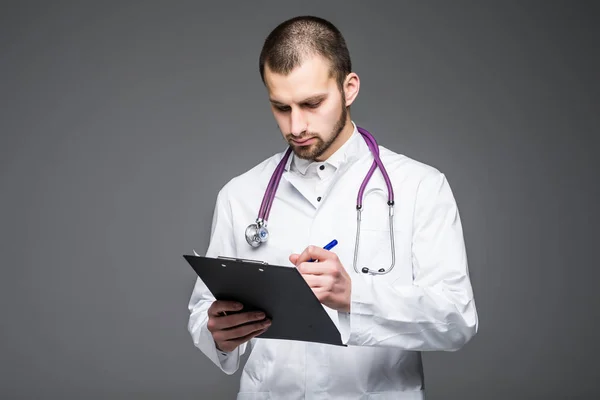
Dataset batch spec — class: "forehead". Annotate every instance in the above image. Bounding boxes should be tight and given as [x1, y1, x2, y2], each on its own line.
[264, 54, 336, 102]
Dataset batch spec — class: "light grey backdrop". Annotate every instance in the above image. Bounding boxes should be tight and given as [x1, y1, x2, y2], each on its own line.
[1, 1, 598, 399]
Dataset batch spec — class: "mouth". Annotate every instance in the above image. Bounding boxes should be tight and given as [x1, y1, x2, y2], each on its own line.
[291, 137, 316, 146]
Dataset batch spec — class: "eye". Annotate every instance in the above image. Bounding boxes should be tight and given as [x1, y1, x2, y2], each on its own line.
[275, 105, 290, 112]
[305, 102, 321, 109]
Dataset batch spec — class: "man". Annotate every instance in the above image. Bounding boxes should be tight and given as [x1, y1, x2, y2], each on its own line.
[188, 15, 478, 399]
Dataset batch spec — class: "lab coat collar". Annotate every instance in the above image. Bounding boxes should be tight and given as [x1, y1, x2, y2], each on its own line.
[284, 121, 365, 174]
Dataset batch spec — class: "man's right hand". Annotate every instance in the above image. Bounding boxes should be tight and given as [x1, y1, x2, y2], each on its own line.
[207, 300, 272, 353]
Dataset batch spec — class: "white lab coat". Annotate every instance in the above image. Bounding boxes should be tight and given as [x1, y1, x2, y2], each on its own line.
[188, 123, 478, 399]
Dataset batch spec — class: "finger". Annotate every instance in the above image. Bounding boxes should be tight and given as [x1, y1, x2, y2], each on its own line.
[295, 245, 337, 265]
[216, 318, 272, 342]
[289, 253, 300, 265]
[208, 311, 266, 332]
[297, 261, 332, 275]
[312, 287, 330, 302]
[218, 326, 270, 352]
[312, 286, 329, 295]
[219, 311, 267, 330]
[301, 274, 324, 288]
[208, 300, 243, 316]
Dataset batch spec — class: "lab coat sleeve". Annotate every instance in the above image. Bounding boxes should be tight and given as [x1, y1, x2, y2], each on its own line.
[338, 171, 478, 350]
[187, 185, 249, 374]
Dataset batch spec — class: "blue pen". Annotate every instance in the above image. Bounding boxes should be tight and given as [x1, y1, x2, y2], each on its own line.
[309, 239, 338, 262]
[323, 239, 338, 251]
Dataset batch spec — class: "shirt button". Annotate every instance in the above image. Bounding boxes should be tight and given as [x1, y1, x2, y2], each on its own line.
[317, 196, 322, 202]
[319, 165, 325, 170]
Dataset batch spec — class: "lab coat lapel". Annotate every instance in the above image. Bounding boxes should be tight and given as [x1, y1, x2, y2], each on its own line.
[281, 171, 317, 208]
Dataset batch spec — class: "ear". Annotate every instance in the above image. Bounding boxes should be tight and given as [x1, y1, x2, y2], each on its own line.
[343, 72, 360, 107]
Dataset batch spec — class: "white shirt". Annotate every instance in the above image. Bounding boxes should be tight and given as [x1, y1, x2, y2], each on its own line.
[187, 122, 478, 399]
[288, 124, 357, 204]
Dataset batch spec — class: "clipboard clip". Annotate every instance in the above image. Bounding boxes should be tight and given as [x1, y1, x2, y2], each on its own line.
[217, 256, 269, 265]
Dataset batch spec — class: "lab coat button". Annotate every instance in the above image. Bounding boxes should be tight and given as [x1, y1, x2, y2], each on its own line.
[317, 196, 322, 202]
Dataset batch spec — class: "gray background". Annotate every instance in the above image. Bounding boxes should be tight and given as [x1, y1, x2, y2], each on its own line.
[1, 1, 598, 399]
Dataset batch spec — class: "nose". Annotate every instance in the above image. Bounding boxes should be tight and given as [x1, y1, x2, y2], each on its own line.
[289, 107, 307, 137]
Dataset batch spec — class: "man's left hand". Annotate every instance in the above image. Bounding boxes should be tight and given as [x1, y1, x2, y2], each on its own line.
[289, 246, 351, 313]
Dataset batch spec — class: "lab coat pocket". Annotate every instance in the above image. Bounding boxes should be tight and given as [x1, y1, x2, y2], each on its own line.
[354, 228, 395, 274]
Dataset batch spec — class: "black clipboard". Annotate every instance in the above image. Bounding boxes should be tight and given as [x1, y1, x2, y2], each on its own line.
[184, 254, 345, 346]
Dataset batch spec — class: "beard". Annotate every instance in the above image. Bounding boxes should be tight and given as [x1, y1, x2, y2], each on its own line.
[286, 98, 348, 161]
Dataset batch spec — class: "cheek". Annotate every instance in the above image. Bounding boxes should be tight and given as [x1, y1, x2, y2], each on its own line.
[273, 113, 288, 131]
[312, 102, 341, 129]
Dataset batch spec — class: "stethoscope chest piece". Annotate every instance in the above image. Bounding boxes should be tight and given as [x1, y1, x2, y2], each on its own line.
[245, 219, 269, 248]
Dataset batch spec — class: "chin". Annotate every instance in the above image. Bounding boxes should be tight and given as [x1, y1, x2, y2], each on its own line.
[289, 138, 329, 161]
[292, 148, 316, 160]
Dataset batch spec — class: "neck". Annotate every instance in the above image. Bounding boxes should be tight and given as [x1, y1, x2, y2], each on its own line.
[314, 117, 354, 162]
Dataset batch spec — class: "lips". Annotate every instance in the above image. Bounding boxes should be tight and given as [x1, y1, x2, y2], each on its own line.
[291, 137, 316, 146]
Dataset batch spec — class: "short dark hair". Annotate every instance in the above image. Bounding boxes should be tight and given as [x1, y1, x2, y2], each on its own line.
[259, 16, 352, 90]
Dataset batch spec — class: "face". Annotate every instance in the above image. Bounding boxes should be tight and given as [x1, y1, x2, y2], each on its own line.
[264, 54, 359, 161]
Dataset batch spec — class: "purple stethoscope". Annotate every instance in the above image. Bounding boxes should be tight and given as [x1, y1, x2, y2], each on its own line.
[245, 126, 396, 275]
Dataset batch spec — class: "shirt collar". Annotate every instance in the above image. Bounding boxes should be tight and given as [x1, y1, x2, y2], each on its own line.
[284, 121, 365, 174]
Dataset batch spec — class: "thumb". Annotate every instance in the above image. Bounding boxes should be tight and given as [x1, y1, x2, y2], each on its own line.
[289, 253, 300, 265]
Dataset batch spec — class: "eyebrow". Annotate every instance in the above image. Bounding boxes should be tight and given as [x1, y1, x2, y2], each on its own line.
[270, 94, 328, 106]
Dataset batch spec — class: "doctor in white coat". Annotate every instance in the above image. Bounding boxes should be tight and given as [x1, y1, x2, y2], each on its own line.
[188, 16, 478, 399]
